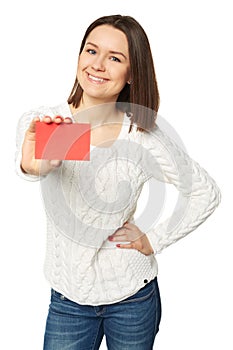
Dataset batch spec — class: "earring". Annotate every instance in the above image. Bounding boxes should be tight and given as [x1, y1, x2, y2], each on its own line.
[127, 79, 133, 85]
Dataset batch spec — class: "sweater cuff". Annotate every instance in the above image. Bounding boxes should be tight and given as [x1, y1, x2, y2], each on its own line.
[145, 229, 161, 256]
[15, 153, 41, 182]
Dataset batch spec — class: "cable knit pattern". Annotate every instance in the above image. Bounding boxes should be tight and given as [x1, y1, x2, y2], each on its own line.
[15, 102, 221, 305]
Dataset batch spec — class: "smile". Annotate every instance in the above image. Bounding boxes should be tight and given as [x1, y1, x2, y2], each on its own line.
[87, 73, 108, 84]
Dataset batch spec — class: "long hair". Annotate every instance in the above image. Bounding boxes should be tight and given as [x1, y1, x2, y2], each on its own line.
[68, 15, 160, 132]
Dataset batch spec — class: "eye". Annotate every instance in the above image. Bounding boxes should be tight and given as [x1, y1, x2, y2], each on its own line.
[110, 56, 121, 63]
[87, 49, 96, 55]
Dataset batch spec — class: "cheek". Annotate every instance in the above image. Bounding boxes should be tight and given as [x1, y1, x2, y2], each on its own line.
[76, 66, 82, 83]
[77, 53, 91, 71]
[118, 68, 130, 85]
[76, 56, 88, 81]
[77, 56, 85, 71]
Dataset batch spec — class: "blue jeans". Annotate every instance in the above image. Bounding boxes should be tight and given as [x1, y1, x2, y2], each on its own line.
[43, 278, 161, 350]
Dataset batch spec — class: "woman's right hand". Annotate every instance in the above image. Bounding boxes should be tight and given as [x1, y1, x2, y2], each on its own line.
[21, 115, 72, 176]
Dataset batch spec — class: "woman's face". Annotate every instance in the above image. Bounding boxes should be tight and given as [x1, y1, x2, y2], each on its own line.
[77, 25, 130, 104]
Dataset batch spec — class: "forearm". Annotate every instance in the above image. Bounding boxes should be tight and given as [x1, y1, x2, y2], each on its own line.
[146, 161, 221, 254]
[143, 126, 221, 254]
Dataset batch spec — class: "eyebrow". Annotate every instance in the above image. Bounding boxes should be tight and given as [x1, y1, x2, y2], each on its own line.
[85, 42, 128, 60]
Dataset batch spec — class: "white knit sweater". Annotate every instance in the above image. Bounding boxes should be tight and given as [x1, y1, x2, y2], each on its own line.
[15, 102, 221, 305]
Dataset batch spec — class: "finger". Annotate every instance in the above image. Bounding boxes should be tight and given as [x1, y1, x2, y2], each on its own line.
[63, 117, 73, 124]
[108, 234, 127, 242]
[116, 243, 134, 249]
[49, 160, 62, 168]
[42, 116, 53, 124]
[53, 115, 64, 124]
[28, 117, 40, 133]
[112, 226, 127, 235]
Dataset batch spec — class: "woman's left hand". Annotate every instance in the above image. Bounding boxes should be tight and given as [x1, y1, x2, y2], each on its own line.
[108, 222, 154, 256]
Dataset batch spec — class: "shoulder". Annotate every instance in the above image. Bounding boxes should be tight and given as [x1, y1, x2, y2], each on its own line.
[137, 123, 188, 156]
[129, 124, 168, 151]
[20, 102, 70, 120]
[128, 123, 190, 173]
[17, 102, 70, 127]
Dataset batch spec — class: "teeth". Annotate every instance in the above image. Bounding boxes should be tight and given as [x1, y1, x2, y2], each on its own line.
[88, 74, 105, 83]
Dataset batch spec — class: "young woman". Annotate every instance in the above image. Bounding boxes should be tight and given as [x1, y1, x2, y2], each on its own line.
[16, 15, 221, 350]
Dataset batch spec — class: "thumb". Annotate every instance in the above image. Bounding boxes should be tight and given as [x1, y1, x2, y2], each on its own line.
[49, 160, 62, 168]
[28, 117, 40, 133]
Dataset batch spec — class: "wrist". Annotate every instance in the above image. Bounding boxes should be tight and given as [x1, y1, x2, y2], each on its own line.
[20, 161, 39, 176]
[20, 162, 28, 174]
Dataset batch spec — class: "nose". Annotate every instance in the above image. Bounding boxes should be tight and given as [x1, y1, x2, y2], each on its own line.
[91, 55, 106, 72]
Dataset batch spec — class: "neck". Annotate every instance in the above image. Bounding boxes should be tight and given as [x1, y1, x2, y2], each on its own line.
[70, 94, 123, 127]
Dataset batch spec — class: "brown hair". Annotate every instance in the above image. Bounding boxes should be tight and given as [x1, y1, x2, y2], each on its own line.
[68, 15, 160, 132]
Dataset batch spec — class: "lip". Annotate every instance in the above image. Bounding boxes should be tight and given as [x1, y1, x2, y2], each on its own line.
[86, 72, 109, 84]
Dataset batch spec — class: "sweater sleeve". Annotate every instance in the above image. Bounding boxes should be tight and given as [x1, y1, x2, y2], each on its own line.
[144, 126, 221, 254]
[15, 107, 52, 181]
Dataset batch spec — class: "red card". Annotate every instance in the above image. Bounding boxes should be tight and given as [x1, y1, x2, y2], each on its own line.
[35, 122, 91, 160]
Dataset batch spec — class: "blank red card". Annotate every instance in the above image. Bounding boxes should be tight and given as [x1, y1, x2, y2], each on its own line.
[35, 122, 91, 160]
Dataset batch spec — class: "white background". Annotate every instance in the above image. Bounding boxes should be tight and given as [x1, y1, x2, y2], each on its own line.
[1, 0, 232, 349]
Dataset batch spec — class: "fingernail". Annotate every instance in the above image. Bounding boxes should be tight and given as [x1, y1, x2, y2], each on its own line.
[116, 244, 121, 248]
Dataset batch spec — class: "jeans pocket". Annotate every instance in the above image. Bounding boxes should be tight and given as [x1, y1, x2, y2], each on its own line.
[51, 289, 69, 302]
[119, 278, 157, 304]
[50, 289, 81, 318]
